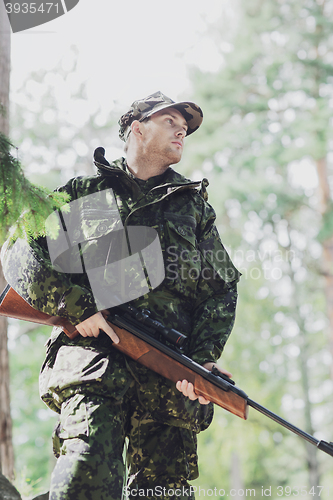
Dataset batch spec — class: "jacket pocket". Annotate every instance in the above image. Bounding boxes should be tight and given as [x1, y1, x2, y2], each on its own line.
[163, 215, 201, 298]
[66, 189, 123, 244]
[52, 393, 89, 457]
[56, 393, 89, 439]
[198, 237, 241, 293]
[47, 345, 110, 395]
[47, 189, 124, 274]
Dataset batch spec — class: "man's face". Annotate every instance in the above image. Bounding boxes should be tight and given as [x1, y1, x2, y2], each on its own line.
[140, 107, 188, 166]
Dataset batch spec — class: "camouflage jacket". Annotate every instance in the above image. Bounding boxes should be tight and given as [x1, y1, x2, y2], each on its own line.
[1, 157, 240, 428]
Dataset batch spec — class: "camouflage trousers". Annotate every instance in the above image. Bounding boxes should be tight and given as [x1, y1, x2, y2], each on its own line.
[50, 382, 197, 500]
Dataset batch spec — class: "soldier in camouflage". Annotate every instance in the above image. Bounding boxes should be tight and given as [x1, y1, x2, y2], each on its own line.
[1, 91, 240, 499]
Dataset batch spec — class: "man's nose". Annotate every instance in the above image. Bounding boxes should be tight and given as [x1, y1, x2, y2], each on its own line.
[175, 127, 186, 139]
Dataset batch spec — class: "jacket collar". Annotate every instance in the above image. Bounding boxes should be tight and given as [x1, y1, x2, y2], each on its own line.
[95, 156, 201, 189]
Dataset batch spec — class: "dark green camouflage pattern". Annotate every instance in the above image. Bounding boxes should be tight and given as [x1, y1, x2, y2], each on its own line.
[50, 388, 198, 499]
[2, 157, 240, 367]
[118, 91, 203, 141]
[1, 157, 240, 498]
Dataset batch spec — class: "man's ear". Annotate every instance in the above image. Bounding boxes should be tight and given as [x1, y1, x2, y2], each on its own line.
[131, 120, 143, 138]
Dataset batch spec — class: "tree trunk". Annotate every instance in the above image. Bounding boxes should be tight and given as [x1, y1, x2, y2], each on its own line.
[298, 332, 321, 497]
[286, 226, 322, 495]
[0, 0, 10, 136]
[0, 0, 15, 481]
[0, 269, 14, 481]
[230, 452, 244, 500]
[316, 157, 333, 379]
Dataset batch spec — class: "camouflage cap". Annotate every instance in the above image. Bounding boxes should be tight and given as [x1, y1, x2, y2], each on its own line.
[118, 91, 203, 142]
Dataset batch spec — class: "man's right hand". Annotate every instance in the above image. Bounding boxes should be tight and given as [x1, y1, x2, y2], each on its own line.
[75, 311, 119, 343]
[176, 362, 233, 405]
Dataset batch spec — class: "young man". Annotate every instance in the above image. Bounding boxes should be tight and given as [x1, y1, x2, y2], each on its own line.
[2, 91, 240, 499]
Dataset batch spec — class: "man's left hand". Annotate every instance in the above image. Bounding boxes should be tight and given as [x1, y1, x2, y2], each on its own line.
[176, 362, 232, 405]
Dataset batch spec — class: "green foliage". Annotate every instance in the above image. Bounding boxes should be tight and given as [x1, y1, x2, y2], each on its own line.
[0, 132, 69, 244]
[14, 467, 44, 500]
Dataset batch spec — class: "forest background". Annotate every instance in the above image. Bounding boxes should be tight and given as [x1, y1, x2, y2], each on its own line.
[1, 0, 333, 498]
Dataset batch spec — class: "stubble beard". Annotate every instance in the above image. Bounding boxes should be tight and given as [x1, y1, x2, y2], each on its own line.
[144, 144, 182, 172]
[163, 143, 183, 166]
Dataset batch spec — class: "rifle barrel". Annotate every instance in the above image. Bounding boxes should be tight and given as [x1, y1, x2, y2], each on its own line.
[247, 398, 333, 457]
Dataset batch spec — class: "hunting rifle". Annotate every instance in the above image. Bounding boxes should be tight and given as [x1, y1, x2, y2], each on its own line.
[1, 284, 333, 457]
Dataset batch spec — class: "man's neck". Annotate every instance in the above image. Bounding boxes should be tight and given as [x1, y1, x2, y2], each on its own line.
[126, 157, 170, 181]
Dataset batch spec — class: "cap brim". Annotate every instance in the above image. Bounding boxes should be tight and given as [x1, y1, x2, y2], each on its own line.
[141, 101, 203, 137]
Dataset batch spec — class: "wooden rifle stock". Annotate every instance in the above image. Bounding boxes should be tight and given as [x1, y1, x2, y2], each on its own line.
[109, 317, 248, 419]
[0, 284, 248, 419]
[0, 285, 78, 338]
